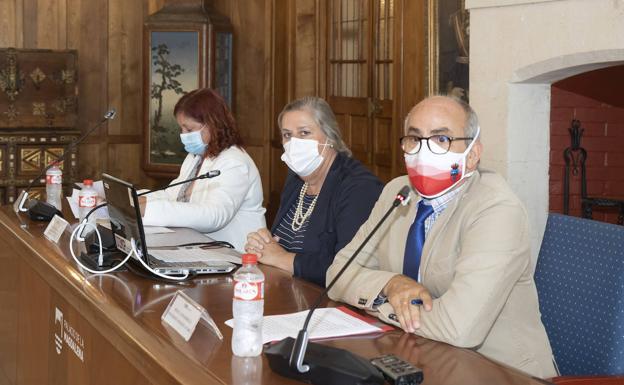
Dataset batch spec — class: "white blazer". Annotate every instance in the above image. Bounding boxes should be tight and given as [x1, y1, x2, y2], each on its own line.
[142, 146, 266, 252]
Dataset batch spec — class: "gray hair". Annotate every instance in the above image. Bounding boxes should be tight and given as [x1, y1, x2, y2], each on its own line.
[278, 96, 352, 156]
[404, 95, 481, 143]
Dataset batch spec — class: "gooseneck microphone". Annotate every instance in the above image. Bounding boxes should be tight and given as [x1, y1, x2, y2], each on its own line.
[137, 169, 221, 197]
[265, 185, 412, 385]
[82, 169, 221, 222]
[14, 108, 117, 221]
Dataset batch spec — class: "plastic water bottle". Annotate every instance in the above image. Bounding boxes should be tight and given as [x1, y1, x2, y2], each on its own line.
[45, 162, 63, 210]
[78, 179, 97, 223]
[232, 254, 265, 357]
[231, 356, 262, 385]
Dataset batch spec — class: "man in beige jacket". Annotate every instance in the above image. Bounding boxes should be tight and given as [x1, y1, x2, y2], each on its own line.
[326, 96, 557, 378]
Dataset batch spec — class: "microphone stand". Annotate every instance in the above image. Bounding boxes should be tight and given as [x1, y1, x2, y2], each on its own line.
[13, 109, 117, 220]
[81, 169, 221, 223]
[265, 185, 411, 385]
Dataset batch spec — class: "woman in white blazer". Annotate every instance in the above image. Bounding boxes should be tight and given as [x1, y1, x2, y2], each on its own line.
[139, 88, 266, 252]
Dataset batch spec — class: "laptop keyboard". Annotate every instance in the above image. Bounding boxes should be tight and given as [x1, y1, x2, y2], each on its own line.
[148, 248, 233, 268]
[149, 259, 210, 268]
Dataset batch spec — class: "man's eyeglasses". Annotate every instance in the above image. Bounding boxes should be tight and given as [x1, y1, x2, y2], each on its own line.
[400, 135, 474, 155]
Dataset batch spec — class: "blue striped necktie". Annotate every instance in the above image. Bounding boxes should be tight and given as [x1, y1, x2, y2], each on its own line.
[403, 200, 435, 281]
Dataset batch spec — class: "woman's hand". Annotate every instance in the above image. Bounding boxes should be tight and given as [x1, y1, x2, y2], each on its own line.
[245, 228, 296, 273]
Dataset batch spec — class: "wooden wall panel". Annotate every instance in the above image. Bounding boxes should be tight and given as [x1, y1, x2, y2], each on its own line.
[294, 0, 317, 98]
[0, 0, 20, 47]
[212, 0, 271, 202]
[1, 0, 159, 192]
[38, 0, 65, 49]
[108, 0, 143, 137]
[65, 0, 81, 50]
[394, 0, 426, 175]
[73, 0, 109, 179]
[77, 143, 101, 179]
[266, 0, 292, 222]
[107, 144, 144, 185]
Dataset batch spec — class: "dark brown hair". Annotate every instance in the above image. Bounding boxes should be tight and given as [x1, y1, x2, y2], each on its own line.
[173, 88, 242, 158]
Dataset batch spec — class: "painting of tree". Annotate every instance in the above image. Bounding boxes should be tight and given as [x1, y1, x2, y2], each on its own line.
[151, 43, 184, 134]
[147, 31, 199, 165]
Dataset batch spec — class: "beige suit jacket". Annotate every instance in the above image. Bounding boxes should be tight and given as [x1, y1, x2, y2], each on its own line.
[327, 170, 557, 378]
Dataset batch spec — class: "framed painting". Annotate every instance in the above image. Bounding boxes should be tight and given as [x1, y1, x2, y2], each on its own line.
[146, 30, 201, 174]
[426, 0, 469, 102]
[143, 2, 234, 178]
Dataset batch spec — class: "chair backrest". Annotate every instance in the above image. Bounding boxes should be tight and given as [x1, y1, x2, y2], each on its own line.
[535, 213, 624, 376]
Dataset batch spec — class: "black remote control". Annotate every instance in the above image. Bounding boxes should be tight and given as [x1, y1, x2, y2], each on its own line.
[370, 354, 423, 385]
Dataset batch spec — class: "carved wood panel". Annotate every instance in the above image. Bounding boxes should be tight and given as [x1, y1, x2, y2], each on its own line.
[0, 48, 79, 205]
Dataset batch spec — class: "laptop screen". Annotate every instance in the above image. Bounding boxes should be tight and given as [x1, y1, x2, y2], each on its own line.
[102, 173, 149, 260]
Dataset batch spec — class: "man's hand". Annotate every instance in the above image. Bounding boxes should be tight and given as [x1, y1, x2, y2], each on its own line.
[383, 275, 433, 333]
[245, 228, 295, 273]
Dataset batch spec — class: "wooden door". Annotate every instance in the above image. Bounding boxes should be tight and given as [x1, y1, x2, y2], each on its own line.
[265, 0, 425, 225]
[327, 0, 396, 182]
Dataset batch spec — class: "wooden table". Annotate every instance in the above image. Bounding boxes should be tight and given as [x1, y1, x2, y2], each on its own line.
[0, 206, 551, 385]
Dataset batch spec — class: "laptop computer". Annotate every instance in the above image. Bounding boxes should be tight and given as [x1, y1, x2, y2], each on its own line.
[101, 173, 237, 275]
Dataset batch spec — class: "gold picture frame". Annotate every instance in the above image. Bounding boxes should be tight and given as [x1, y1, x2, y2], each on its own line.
[426, 0, 469, 101]
[142, 2, 234, 179]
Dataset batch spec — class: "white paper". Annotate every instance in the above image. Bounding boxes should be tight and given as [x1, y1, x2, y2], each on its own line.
[44, 215, 69, 244]
[225, 308, 382, 344]
[143, 226, 174, 234]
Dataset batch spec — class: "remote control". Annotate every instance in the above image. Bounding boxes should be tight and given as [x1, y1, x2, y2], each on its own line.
[370, 354, 423, 385]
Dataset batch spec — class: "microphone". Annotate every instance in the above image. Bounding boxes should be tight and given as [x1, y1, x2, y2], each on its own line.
[13, 108, 117, 221]
[137, 169, 221, 197]
[265, 185, 412, 385]
[82, 170, 221, 227]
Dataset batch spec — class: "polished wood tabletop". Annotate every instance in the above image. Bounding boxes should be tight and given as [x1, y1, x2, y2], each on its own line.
[0, 206, 552, 385]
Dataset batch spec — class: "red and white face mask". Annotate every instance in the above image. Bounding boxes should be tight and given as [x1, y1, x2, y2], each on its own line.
[405, 127, 480, 199]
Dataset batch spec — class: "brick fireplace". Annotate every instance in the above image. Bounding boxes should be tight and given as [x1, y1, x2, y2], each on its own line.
[467, 0, 624, 260]
[549, 66, 624, 224]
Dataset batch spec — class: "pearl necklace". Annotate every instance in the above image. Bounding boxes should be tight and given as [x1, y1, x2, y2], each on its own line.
[291, 182, 319, 231]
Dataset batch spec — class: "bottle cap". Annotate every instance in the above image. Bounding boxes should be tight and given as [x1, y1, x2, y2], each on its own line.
[83, 179, 93, 186]
[241, 254, 258, 265]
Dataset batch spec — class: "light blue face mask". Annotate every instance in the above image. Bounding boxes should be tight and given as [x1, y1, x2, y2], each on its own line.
[179, 129, 207, 155]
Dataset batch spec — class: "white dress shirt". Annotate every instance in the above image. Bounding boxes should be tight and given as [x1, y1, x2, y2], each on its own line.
[142, 146, 266, 252]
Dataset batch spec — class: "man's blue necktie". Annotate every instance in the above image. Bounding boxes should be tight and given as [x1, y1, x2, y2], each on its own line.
[403, 200, 435, 281]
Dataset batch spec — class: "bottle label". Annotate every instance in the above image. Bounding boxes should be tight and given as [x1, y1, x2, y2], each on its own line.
[46, 174, 62, 185]
[78, 195, 96, 208]
[233, 280, 264, 301]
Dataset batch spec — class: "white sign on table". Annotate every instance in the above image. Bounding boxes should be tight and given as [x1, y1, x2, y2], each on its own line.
[162, 290, 222, 341]
[44, 215, 70, 244]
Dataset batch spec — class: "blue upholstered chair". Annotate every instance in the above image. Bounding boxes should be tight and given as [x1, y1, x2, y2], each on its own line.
[535, 213, 624, 376]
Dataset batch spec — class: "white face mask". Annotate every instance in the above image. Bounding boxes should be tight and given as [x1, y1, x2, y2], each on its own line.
[404, 126, 480, 199]
[281, 137, 330, 176]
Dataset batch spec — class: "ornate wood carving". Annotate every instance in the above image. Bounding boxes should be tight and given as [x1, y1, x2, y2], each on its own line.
[0, 48, 79, 204]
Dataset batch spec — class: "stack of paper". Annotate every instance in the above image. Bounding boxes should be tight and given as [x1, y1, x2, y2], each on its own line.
[225, 307, 386, 344]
